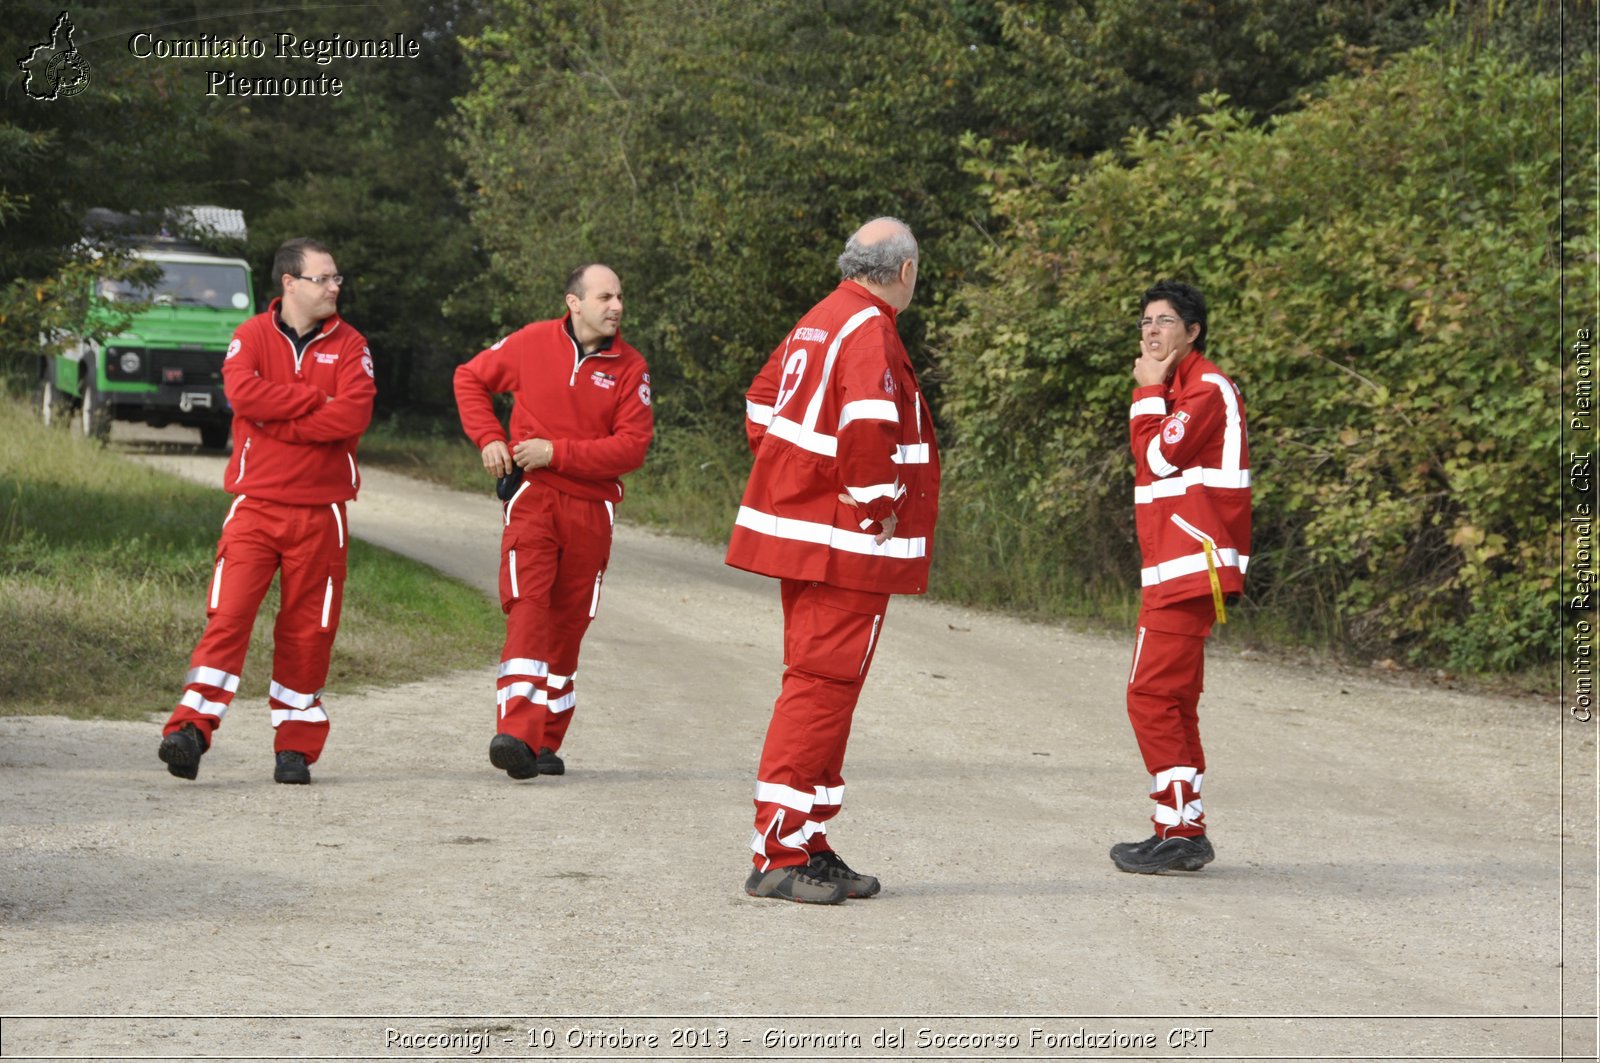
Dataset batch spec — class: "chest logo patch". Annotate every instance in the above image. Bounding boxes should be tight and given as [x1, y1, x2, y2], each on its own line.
[591, 369, 617, 389]
[773, 348, 808, 415]
[314, 351, 339, 364]
[1161, 418, 1186, 445]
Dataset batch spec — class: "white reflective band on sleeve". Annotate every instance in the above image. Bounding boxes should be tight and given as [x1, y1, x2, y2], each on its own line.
[180, 689, 229, 718]
[1202, 372, 1244, 475]
[893, 443, 930, 465]
[209, 558, 225, 610]
[508, 549, 520, 599]
[1140, 549, 1247, 586]
[838, 398, 899, 428]
[1152, 766, 1201, 792]
[1146, 435, 1179, 478]
[320, 577, 333, 629]
[331, 503, 345, 548]
[746, 399, 774, 427]
[1130, 397, 1167, 419]
[845, 482, 898, 504]
[500, 658, 550, 678]
[735, 506, 927, 559]
[1134, 466, 1252, 503]
[765, 414, 838, 457]
[813, 784, 845, 807]
[269, 681, 320, 710]
[798, 306, 881, 434]
[504, 479, 530, 526]
[185, 666, 241, 694]
[755, 780, 817, 814]
[271, 706, 329, 727]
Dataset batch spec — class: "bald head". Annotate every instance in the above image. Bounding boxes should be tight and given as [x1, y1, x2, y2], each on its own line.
[837, 216, 919, 310]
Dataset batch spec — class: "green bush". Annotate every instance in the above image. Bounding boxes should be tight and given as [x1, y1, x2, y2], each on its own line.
[935, 46, 1591, 672]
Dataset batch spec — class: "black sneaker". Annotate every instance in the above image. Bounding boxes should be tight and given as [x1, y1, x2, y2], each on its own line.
[744, 865, 848, 905]
[489, 733, 539, 780]
[1110, 833, 1215, 874]
[536, 747, 565, 775]
[807, 850, 881, 898]
[274, 750, 312, 784]
[158, 723, 205, 780]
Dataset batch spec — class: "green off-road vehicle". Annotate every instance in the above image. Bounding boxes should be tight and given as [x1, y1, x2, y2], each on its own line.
[35, 207, 254, 450]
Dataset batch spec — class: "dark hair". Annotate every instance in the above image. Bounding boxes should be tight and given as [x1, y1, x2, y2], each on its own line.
[565, 263, 613, 300]
[1141, 279, 1207, 352]
[273, 237, 332, 293]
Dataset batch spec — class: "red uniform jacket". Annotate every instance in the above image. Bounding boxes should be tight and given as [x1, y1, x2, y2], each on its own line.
[725, 281, 941, 595]
[453, 315, 654, 503]
[223, 299, 376, 505]
[1129, 350, 1252, 608]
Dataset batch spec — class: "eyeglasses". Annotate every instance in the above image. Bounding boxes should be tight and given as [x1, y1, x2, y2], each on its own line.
[293, 274, 344, 287]
[1137, 314, 1181, 330]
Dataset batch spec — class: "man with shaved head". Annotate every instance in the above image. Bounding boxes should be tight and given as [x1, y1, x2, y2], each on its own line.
[726, 218, 942, 904]
[454, 264, 654, 781]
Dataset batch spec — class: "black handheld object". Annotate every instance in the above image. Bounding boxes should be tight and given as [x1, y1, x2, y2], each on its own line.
[495, 466, 524, 502]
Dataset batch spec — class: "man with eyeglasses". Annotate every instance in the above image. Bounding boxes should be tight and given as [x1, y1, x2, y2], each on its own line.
[158, 237, 376, 785]
[1114, 279, 1251, 874]
[454, 264, 653, 782]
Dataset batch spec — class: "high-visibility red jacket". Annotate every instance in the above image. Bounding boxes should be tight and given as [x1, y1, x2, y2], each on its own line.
[454, 315, 654, 503]
[1129, 349, 1252, 609]
[223, 299, 376, 505]
[725, 281, 941, 596]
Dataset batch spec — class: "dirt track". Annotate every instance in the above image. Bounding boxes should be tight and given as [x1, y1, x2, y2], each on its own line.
[0, 425, 1594, 1062]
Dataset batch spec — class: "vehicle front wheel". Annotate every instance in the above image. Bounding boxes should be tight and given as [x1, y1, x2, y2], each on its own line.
[34, 376, 64, 427]
[79, 376, 111, 443]
[198, 421, 230, 451]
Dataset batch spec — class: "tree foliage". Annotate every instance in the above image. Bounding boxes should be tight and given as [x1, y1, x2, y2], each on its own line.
[935, 45, 1590, 671]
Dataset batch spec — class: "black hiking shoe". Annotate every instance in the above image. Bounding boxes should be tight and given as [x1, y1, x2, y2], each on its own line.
[807, 850, 881, 898]
[158, 723, 204, 781]
[744, 864, 848, 905]
[1110, 833, 1215, 874]
[274, 751, 312, 784]
[489, 734, 539, 780]
[536, 746, 565, 775]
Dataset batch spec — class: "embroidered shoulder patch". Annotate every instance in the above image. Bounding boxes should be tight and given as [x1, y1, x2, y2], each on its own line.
[1161, 418, 1186, 445]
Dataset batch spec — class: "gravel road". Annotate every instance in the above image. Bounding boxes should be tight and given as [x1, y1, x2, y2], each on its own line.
[0, 424, 1592, 1062]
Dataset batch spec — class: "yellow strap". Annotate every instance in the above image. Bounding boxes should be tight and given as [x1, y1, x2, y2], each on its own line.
[1203, 539, 1228, 624]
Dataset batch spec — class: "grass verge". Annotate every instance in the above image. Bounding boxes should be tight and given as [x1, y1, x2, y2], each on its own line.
[0, 399, 504, 721]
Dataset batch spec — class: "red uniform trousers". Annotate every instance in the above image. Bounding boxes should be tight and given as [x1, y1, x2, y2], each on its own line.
[751, 579, 889, 871]
[163, 497, 348, 761]
[1126, 597, 1216, 838]
[495, 478, 613, 754]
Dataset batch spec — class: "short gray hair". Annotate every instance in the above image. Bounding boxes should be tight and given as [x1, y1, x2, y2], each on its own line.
[836, 218, 917, 285]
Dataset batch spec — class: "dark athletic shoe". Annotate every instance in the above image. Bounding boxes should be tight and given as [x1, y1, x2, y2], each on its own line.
[807, 850, 881, 898]
[273, 750, 311, 785]
[489, 733, 539, 780]
[536, 746, 565, 775]
[1110, 833, 1215, 874]
[158, 723, 204, 781]
[744, 865, 848, 905]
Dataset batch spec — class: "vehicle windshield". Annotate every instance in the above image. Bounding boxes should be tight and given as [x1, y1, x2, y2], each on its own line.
[100, 262, 250, 311]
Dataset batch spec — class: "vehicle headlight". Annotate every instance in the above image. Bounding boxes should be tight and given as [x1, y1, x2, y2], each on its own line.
[118, 351, 141, 374]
